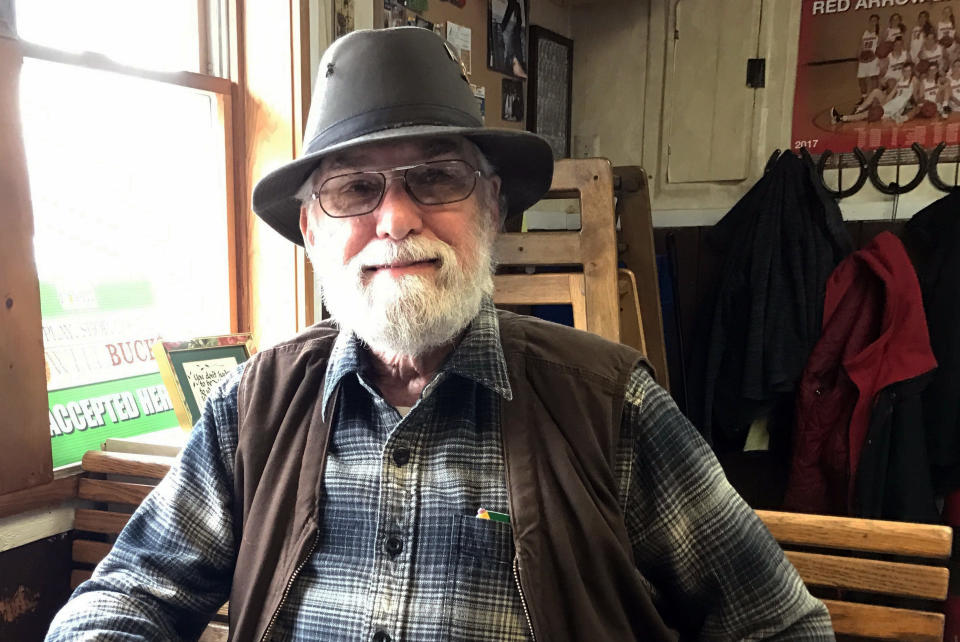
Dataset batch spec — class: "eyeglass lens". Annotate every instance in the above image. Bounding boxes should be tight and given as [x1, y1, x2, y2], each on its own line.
[318, 159, 478, 218]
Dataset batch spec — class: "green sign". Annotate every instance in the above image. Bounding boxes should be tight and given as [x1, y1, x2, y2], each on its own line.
[48, 372, 177, 468]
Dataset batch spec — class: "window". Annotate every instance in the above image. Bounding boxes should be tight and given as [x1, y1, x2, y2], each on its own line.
[15, 0, 238, 468]
[15, 0, 228, 76]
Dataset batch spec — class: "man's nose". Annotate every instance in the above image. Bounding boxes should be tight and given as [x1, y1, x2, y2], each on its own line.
[374, 179, 424, 240]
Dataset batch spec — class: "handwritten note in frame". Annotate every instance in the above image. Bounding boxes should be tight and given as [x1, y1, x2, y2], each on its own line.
[151, 334, 253, 430]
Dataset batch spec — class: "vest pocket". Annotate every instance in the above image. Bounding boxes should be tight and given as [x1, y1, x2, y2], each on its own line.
[445, 514, 529, 641]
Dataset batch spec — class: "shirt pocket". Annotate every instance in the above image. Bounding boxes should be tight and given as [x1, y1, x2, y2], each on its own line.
[445, 514, 530, 641]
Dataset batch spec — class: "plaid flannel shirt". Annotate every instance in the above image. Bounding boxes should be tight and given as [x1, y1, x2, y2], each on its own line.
[46, 299, 833, 641]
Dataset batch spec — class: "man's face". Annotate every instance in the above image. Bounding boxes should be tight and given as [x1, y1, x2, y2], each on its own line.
[300, 136, 502, 357]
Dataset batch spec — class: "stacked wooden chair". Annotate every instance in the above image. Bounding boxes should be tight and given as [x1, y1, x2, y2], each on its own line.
[492, 159, 668, 385]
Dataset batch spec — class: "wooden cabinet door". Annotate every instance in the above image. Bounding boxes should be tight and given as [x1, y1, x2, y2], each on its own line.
[664, 0, 763, 183]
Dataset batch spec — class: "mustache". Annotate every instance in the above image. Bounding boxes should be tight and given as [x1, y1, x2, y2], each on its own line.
[349, 237, 456, 274]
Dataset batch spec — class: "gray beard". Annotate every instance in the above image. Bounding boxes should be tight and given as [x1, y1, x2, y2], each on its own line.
[312, 229, 495, 358]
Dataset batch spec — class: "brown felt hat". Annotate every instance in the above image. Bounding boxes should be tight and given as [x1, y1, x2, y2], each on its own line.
[251, 27, 555, 245]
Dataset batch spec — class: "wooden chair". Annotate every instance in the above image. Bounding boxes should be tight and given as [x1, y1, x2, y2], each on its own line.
[70, 449, 228, 641]
[614, 166, 668, 386]
[493, 269, 647, 357]
[493, 272, 587, 330]
[757, 510, 953, 641]
[495, 158, 620, 342]
[617, 268, 647, 355]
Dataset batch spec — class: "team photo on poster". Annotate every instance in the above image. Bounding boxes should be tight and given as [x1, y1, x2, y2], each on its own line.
[793, 0, 960, 153]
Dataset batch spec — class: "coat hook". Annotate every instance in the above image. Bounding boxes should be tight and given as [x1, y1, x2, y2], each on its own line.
[764, 149, 781, 174]
[868, 143, 927, 195]
[815, 147, 869, 199]
[927, 142, 960, 192]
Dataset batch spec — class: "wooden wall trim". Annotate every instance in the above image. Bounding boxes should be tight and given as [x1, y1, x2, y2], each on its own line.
[0, 476, 77, 520]
[0, 37, 54, 496]
[235, 0, 304, 349]
[0, 506, 74, 553]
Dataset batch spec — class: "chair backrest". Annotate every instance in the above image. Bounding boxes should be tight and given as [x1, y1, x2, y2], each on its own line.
[493, 272, 587, 331]
[757, 510, 953, 642]
[613, 166, 668, 386]
[494, 158, 620, 342]
[71, 450, 175, 589]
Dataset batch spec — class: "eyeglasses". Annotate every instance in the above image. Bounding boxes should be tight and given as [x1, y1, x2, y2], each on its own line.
[312, 159, 483, 218]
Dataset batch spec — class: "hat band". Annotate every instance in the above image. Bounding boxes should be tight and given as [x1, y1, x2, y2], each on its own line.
[305, 103, 483, 156]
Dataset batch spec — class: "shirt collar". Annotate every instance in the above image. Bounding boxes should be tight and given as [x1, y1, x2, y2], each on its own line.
[320, 297, 513, 419]
[441, 297, 513, 401]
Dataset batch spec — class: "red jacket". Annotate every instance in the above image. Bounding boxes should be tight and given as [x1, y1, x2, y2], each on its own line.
[784, 232, 936, 515]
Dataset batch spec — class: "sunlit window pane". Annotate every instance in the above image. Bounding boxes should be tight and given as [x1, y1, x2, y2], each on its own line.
[15, 1, 211, 75]
[20, 59, 231, 467]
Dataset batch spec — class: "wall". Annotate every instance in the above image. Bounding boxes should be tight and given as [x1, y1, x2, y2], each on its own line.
[0, 534, 72, 641]
[570, 0, 948, 227]
[367, 0, 568, 130]
[529, 0, 572, 39]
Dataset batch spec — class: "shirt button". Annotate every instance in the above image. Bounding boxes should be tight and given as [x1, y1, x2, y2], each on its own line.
[385, 536, 403, 557]
[372, 631, 391, 642]
[392, 447, 410, 467]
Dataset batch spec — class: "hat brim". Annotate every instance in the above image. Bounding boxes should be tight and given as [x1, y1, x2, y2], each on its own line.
[251, 124, 555, 245]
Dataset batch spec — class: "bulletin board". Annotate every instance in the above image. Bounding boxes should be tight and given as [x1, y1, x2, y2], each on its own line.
[373, 1, 526, 131]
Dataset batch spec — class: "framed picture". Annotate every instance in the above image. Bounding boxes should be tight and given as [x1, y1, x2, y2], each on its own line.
[502, 78, 524, 122]
[487, 0, 528, 78]
[152, 334, 253, 430]
[527, 25, 573, 159]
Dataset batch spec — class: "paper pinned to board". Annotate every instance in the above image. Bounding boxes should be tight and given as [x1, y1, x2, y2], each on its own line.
[446, 21, 472, 75]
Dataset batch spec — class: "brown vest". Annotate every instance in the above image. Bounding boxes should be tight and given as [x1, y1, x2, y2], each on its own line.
[229, 311, 679, 641]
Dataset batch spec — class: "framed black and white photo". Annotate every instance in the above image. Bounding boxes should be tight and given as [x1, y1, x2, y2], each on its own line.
[527, 25, 573, 159]
[487, 0, 528, 78]
[501, 78, 524, 122]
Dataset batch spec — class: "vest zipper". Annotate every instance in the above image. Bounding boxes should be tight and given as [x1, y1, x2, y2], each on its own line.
[513, 554, 537, 641]
[260, 529, 321, 642]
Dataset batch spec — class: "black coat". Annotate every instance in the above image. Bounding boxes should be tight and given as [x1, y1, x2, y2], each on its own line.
[856, 373, 940, 523]
[900, 192, 960, 493]
[692, 151, 852, 451]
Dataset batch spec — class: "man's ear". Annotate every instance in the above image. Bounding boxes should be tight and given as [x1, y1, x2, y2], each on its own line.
[487, 175, 503, 229]
[300, 206, 313, 247]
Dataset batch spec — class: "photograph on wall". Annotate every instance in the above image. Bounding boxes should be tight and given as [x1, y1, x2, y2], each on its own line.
[487, 0, 528, 78]
[502, 78, 524, 122]
[528, 25, 573, 159]
[471, 83, 486, 121]
[793, 0, 960, 155]
[415, 16, 434, 31]
[383, 0, 406, 28]
[336, 0, 355, 38]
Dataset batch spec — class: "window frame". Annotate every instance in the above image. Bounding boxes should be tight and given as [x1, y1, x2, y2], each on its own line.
[0, 0, 312, 516]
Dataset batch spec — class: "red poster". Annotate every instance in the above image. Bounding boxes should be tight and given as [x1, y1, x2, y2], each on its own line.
[793, 0, 960, 154]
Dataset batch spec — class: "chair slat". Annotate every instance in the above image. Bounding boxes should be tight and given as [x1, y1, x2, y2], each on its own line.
[786, 550, 950, 600]
[78, 477, 155, 505]
[72, 539, 113, 565]
[823, 599, 945, 642]
[81, 450, 174, 479]
[494, 273, 581, 305]
[70, 569, 92, 590]
[75, 508, 130, 534]
[758, 510, 953, 559]
[495, 231, 581, 265]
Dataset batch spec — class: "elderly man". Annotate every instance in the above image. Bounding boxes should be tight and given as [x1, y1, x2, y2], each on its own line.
[47, 27, 833, 641]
